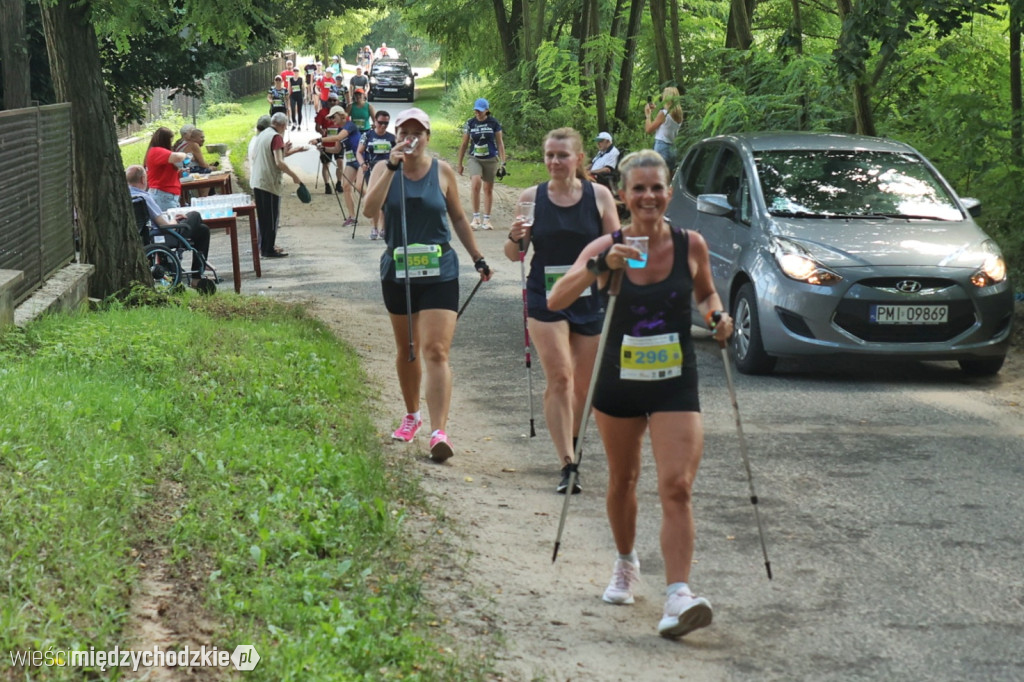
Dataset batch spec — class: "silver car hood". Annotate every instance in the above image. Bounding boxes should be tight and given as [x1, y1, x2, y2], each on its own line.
[768, 217, 989, 268]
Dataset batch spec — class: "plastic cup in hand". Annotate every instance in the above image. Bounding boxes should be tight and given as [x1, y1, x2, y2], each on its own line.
[626, 235, 649, 268]
[516, 201, 535, 227]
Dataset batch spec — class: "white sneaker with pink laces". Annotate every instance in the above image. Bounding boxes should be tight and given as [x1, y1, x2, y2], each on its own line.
[391, 414, 422, 442]
[602, 558, 641, 605]
[658, 585, 712, 638]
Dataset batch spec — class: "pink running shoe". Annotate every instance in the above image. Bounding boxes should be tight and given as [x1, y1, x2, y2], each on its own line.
[391, 414, 422, 442]
[429, 430, 454, 462]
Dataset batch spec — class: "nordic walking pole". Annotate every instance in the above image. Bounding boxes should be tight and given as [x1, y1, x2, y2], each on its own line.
[398, 157, 415, 362]
[518, 239, 536, 437]
[457, 278, 484, 320]
[713, 313, 772, 580]
[351, 168, 366, 239]
[552, 268, 624, 563]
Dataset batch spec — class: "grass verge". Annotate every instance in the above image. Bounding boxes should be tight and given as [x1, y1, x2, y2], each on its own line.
[0, 294, 492, 680]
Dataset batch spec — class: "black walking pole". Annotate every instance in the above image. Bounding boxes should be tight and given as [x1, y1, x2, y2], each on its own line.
[398, 161, 415, 362]
[552, 268, 624, 563]
[456, 278, 484, 320]
[518, 239, 536, 437]
[713, 313, 773, 580]
[351, 168, 366, 238]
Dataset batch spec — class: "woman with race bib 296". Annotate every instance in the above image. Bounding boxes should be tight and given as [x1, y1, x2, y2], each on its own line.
[548, 149, 733, 640]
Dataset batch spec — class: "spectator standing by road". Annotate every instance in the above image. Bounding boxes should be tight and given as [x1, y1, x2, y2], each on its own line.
[503, 127, 620, 493]
[144, 126, 189, 212]
[456, 98, 506, 230]
[288, 70, 305, 130]
[644, 87, 683, 170]
[547, 149, 733, 640]
[251, 112, 307, 259]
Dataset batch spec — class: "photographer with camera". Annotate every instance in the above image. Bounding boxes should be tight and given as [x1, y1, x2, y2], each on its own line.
[644, 87, 684, 170]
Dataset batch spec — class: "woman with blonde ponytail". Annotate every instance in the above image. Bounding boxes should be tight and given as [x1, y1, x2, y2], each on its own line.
[503, 127, 620, 494]
[644, 86, 684, 170]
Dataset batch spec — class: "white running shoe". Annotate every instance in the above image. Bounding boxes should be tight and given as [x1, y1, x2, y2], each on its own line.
[602, 558, 640, 605]
[391, 414, 422, 442]
[658, 587, 712, 638]
[470, 216, 481, 230]
[481, 216, 493, 230]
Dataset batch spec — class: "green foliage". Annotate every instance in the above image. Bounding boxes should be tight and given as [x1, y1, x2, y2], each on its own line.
[204, 102, 246, 119]
[0, 298, 493, 680]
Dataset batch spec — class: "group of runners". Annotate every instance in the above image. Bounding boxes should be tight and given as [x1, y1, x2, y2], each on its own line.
[337, 102, 737, 640]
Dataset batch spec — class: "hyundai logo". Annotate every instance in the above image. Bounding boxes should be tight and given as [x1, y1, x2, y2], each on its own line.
[896, 280, 922, 293]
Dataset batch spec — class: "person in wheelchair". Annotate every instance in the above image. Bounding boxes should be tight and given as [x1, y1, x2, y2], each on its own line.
[127, 165, 212, 288]
[590, 131, 621, 191]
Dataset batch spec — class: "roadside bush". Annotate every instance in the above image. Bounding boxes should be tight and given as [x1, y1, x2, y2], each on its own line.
[204, 102, 245, 119]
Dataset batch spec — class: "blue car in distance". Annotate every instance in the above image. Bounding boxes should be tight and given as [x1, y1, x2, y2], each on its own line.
[666, 132, 1014, 375]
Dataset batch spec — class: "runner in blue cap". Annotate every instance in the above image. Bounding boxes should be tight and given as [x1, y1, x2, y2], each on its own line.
[456, 97, 506, 230]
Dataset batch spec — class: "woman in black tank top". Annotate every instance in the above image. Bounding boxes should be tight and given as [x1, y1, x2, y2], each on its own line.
[502, 128, 620, 494]
[547, 150, 734, 639]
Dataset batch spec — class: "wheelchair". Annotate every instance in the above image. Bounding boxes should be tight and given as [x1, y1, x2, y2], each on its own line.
[134, 199, 219, 294]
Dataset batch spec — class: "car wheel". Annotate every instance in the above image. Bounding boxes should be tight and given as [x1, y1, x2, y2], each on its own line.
[732, 283, 776, 375]
[958, 355, 1005, 376]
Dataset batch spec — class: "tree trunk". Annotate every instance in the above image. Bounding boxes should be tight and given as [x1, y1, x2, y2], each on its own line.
[0, 0, 32, 108]
[835, 0, 876, 136]
[587, 0, 608, 131]
[649, 0, 672, 84]
[40, 0, 150, 297]
[1011, 3, 1022, 163]
[604, 0, 627, 86]
[492, 0, 518, 72]
[788, 0, 803, 54]
[614, 0, 646, 126]
[668, 0, 685, 86]
[726, 0, 754, 49]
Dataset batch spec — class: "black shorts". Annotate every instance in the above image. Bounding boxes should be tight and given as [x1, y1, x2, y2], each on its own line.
[592, 362, 700, 417]
[270, 106, 287, 115]
[381, 278, 459, 315]
[528, 308, 602, 336]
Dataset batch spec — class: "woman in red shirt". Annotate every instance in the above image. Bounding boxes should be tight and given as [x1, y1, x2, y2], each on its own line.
[144, 127, 188, 212]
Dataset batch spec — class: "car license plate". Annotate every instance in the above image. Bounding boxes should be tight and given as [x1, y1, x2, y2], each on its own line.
[870, 304, 948, 325]
[384, 88, 398, 92]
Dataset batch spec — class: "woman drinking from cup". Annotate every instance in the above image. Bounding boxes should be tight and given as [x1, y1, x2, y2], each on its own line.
[547, 149, 733, 639]
[503, 127, 619, 494]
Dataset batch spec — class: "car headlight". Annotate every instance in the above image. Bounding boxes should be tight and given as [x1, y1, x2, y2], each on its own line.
[772, 237, 842, 285]
[369, 77, 377, 85]
[970, 240, 1008, 287]
[404, 76, 412, 86]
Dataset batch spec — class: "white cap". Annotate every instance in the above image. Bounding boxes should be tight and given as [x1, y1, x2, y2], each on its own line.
[595, 131, 613, 142]
[328, 105, 346, 118]
[394, 107, 430, 131]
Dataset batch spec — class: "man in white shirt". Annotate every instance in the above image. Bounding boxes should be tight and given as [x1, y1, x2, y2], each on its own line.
[590, 131, 620, 188]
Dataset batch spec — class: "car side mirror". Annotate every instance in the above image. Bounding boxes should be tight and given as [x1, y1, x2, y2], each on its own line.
[961, 197, 982, 218]
[413, 72, 419, 78]
[696, 193, 734, 217]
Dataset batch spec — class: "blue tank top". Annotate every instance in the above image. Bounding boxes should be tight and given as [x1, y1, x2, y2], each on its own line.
[380, 159, 458, 282]
[526, 181, 604, 324]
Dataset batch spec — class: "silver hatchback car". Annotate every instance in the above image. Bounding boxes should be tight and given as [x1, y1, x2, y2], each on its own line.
[667, 132, 1014, 375]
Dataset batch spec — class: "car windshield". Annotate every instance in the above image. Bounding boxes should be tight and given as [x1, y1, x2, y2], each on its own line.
[373, 64, 408, 77]
[756, 150, 963, 221]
